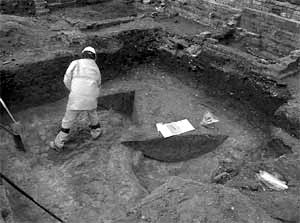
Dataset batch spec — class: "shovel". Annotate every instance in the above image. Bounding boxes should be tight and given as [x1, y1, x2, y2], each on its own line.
[0, 98, 25, 152]
[0, 172, 65, 222]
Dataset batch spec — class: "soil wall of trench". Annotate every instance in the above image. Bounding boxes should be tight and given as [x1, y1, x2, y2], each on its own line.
[0, 28, 291, 115]
[0, 28, 160, 114]
[157, 42, 291, 116]
[1, 26, 295, 135]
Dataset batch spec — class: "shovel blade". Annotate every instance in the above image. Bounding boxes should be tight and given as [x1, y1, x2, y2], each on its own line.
[13, 134, 26, 152]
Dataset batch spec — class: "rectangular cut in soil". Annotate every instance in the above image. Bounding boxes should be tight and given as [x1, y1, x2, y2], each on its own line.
[98, 91, 135, 117]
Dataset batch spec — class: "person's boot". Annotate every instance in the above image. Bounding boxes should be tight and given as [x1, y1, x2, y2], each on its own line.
[90, 124, 102, 140]
[49, 129, 69, 151]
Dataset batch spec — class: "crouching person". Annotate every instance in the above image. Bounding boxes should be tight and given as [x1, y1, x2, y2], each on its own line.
[50, 46, 102, 150]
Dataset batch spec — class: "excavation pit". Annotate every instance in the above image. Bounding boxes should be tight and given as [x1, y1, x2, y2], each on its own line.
[0, 28, 298, 223]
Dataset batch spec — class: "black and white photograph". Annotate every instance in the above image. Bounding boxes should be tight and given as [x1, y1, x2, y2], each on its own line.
[0, 0, 300, 222]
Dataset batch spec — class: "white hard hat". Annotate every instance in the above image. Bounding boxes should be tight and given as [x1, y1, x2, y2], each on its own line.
[82, 46, 96, 54]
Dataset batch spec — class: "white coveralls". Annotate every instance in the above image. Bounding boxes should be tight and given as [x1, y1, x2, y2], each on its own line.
[54, 58, 102, 148]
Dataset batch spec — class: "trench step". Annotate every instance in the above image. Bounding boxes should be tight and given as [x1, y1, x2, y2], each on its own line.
[121, 126, 228, 162]
[77, 16, 139, 31]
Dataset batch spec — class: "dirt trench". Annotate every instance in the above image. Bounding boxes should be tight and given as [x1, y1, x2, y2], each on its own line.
[1, 28, 300, 223]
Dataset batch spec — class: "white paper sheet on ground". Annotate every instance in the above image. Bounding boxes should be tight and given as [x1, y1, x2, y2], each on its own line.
[156, 119, 195, 138]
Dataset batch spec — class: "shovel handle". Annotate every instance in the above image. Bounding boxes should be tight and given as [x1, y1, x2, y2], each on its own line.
[0, 123, 14, 136]
[0, 98, 17, 123]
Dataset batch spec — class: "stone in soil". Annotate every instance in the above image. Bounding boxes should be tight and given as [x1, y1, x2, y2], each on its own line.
[225, 154, 300, 222]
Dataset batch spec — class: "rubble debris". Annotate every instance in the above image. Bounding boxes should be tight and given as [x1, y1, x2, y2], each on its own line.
[197, 31, 212, 39]
[169, 36, 189, 49]
[155, 6, 165, 13]
[115, 177, 280, 223]
[200, 111, 219, 126]
[185, 44, 202, 57]
[219, 151, 300, 222]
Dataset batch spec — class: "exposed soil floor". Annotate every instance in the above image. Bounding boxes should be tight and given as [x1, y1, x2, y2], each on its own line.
[106, 62, 273, 189]
[1, 2, 300, 223]
[1, 61, 274, 223]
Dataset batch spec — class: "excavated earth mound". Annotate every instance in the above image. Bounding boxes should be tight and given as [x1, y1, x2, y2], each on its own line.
[114, 176, 280, 223]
